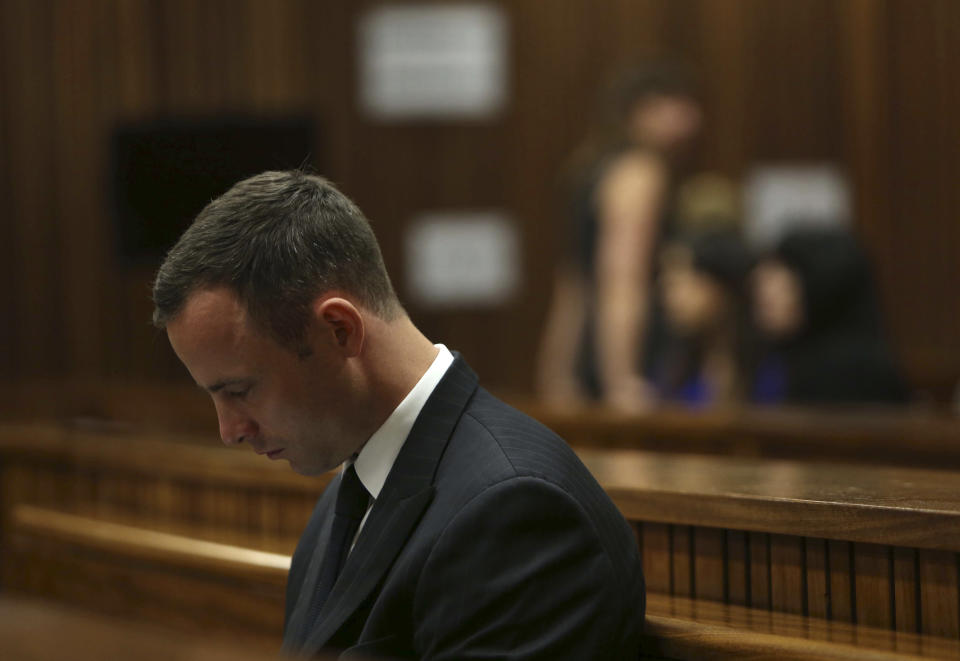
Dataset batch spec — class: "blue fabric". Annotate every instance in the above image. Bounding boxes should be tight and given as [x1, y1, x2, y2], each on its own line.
[752, 354, 788, 404]
[653, 354, 788, 407]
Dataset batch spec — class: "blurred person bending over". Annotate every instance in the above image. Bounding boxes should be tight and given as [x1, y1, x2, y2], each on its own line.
[751, 226, 909, 405]
[655, 230, 758, 407]
[537, 63, 703, 411]
[152, 171, 644, 660]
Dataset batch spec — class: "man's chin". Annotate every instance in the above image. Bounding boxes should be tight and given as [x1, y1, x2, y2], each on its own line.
[287, 458, 335, 477]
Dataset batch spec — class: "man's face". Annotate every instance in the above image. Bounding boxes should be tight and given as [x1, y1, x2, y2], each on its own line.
[166, 287, 359, 475]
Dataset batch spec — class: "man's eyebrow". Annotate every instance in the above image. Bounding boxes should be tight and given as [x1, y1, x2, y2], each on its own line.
[200, 378, 247, 394]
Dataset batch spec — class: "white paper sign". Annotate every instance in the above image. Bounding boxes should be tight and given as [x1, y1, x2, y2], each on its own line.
[405, 212, 519, 307]
[358, 4, 509, 120]
[744, 164, 852, 249]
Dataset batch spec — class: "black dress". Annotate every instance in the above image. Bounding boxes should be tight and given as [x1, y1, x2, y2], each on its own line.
[566, 150, 676, 399]
[772, 227, 909, 405]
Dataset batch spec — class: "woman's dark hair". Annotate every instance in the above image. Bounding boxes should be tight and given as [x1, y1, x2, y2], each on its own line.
[563, 61, 699, 192]
[659, 230, 757, 402]
[769, 226, 909, 404]
[687, 230, 755, 293]
[603, 61, 699, 130]
[774, 225, 879, 338]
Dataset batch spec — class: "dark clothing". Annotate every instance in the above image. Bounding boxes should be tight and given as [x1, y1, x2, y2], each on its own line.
[283, 356, 645, 659]
[771, 228, 909, 405]
[567, 150, 675, 399]
[650, 231, 758, 407]
[783, 331, 908, 404]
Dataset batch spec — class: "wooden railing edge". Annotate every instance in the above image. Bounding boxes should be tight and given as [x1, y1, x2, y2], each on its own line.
[10, 505, 290, 584]
[11, 504, 960, 659]
[642, 614, 933, 661]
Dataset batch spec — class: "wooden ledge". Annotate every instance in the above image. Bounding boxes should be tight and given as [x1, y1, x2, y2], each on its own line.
[644, 594, 960, 660]
[518, 400, 960, 449]
[0, 596, 292, 661]
[579, 449, 960, 551]
[12, 505, 960, 658]
[7, 421, 960, 550]
[10, 505, 290, 583]
[0, 421, 328, 492]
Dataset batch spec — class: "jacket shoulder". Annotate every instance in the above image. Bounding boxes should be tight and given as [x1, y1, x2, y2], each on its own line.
[439, 390, 636, 564]
[456, 388, 591, 482]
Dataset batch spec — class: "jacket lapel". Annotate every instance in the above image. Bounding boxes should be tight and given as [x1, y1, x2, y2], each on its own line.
[283, 484, 338, 652]
[300, 356, 479, 655]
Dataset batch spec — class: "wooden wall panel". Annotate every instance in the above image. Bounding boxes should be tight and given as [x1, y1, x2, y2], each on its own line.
[853, 543, 894, 629]
[828, 540, 855, 623]
[854, 0, 960, 397]
[770, 534, 805, 616]
[805, 538, 829, 620]
[641, 522, 672, 595]
[749, 532, 771, 610]
[2, 0, 62, 376]
[893, 547, 919, 634]
[637, 524, 960, 639]
[672, 525, 693, 598]
[0, 3, 15, 377]
[1, 0, 959, 397]
[726, 530, 748, 607]
[693, 526, 725, 602]
[918, 550, 960, 638]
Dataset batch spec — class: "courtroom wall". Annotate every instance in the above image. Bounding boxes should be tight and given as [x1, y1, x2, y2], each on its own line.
[2, 0, 958, 398]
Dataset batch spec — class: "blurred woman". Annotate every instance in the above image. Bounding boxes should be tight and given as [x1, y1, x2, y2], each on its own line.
[654, 231, 756, 407]
[537, 64, 702, 411]
[751, 226, 910, 405]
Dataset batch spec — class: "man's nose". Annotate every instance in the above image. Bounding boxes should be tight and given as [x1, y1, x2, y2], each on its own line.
[216, 403, 257, 447]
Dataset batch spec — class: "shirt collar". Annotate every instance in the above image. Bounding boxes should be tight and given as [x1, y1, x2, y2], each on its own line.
[352, 344, 454, 499]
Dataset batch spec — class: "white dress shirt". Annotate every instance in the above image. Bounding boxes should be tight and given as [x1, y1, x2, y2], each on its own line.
[347, 344, 454, 547]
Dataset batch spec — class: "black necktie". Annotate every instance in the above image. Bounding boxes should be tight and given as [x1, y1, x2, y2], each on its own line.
[307, 464, 369, 627]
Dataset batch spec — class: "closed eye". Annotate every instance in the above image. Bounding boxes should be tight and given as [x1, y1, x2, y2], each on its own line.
[204, 378, 255, 398]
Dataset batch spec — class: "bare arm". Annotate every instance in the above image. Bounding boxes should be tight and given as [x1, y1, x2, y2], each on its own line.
[594, 153, 666, 411]
[536, 265, 588, 406]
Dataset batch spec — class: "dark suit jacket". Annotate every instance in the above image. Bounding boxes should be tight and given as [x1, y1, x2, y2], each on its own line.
[282, 356, 645, 659]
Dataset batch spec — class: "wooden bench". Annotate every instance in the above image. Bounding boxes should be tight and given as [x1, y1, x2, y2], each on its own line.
[4, 504, 290, 647]
[578, 449, 960, 638]
[8, 504, 960, 659]
[519, 400, 960, 469]
[5, 425, 960, 657]
[0, 594, 300, 661]
[5, 380, 960, 467]
[0, 421, 329, 546]
[643, 593, 960, 660]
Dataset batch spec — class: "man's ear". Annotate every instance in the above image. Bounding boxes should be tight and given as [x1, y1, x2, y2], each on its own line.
[312, 297, 365, 358]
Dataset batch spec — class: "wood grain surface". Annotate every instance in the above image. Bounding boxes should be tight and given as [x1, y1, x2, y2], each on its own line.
[4, 1, 960, 401]
[4, 506, 289, 647]
[9, 382, 960, 469]
[9, 501, 960, 657]
[918, 550, 960, 638]
[5, 423, 960, 639]
[578, 448, 960, 551]
[6, 422, 960, 551]
[806, 537, 829, 619]
[0, 596, 308, 661]
[645, 593, 960, 660]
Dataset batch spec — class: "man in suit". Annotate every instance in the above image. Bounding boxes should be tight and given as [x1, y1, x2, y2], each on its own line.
[153, 171, 645, 659]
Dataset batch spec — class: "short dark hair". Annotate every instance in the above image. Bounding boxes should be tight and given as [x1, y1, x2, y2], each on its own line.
[607, 61, 699, 121]
[152, 170, 402, 346]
